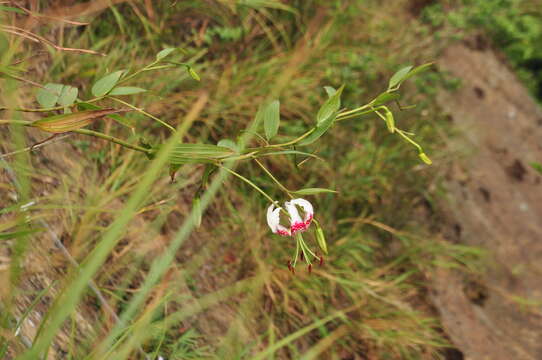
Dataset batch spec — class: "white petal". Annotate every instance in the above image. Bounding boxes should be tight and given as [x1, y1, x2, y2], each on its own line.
[267, 203, 291, 236]
[267, 203, 280, 232]
[285, 201, 302, 224]
[290, 198, 314, 222]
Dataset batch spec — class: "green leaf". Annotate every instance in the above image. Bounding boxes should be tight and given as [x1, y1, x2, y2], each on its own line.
[402, 62, 434, 82]
[261, 100, 280, 141]
[315, 225, 328, 255]
[291, 188, 337, 196]
[192, 198, 202, 228]
[165, 144, 235, 165]
[37, 84, 78, 108]
[298, 114, 335, 146]
[156, 48, 176, 60]
[324, 86, 337, 98]
[109, 87, 147, 96]
[217, 139, 239, 152]
[32, 109, 128, 133]
[317, 85, 344, 126]
[91, 70, 125, 97]
[388, 65, 413, 90]
[58, 86, 78, 106]
[372, 92, 401, 107]
[36, 83, 64, 108]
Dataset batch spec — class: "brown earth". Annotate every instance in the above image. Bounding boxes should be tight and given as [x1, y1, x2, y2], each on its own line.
[432, 42, 542, 360]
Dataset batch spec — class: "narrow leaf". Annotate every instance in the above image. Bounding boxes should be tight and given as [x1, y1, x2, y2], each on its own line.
[402, 62, 434, 82]
[32, 109, 129, 133]
[388, 65, 413, 90]
[109, 86, 147, 96]
[372, 92, 401, 107]
[261, 100, 280, 141]
[324, 86, 337, 98]
[298, 115, 334, 146]
[156, 48, 176, 60]
[91, 70, 125, 97]
[292, 188, 337, 196]
[315, 226, 328, 255]
[317, 85, 344, 126]
[165, 144, 235, 165]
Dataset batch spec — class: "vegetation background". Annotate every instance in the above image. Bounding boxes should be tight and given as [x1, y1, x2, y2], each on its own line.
[1, 0, 541, 359]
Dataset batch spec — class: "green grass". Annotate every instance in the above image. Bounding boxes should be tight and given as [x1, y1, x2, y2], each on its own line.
[0, 1, 484, 359]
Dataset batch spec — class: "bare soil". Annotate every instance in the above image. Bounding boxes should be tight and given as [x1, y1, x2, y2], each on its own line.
[432, 42, 542, 360]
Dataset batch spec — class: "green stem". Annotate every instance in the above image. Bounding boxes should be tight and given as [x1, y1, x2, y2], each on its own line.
[336, 108, 378, 122]
[253, 128, 315, 150]
[109, 97, 176, 133]
[217, 164, 280, 209]
[292, 234, 300, 268]
[0, 119, 31, 125]
[74, 129, 152, 154]
[396, 128, 423, 153]
[254, 158, 292, 198]
[337, 103, 371, 118]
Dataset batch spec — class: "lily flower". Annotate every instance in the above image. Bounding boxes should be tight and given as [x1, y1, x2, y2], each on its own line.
[267, 198, 314, 236]
[285, 198, 314, 234]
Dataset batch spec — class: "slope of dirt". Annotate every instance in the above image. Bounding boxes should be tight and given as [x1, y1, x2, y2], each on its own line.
[432, 42, 542, 360]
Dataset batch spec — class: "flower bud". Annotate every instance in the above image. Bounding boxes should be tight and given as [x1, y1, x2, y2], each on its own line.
[315, 224, 328, 255]
[418, 152, 432, 165]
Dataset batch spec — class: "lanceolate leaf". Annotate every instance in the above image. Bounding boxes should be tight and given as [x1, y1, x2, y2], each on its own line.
[261, 100, 280, 141]
[298, 115, 334, 146]
[324, 86, 337, 98]
[317, 85, 344, 126]
[388, 65, 413, 90]
[32, 109, 129, 133]
[401, 62, 434, 82]
[165, 144, 235, 165]
[291, 188, 337, 196]
[91, 70, 125, 97]
[156, 48, 176, 60]
[372, 92, 401, 107]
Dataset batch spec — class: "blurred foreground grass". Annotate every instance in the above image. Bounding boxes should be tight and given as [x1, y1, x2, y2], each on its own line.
[0, 1, 488, 359]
